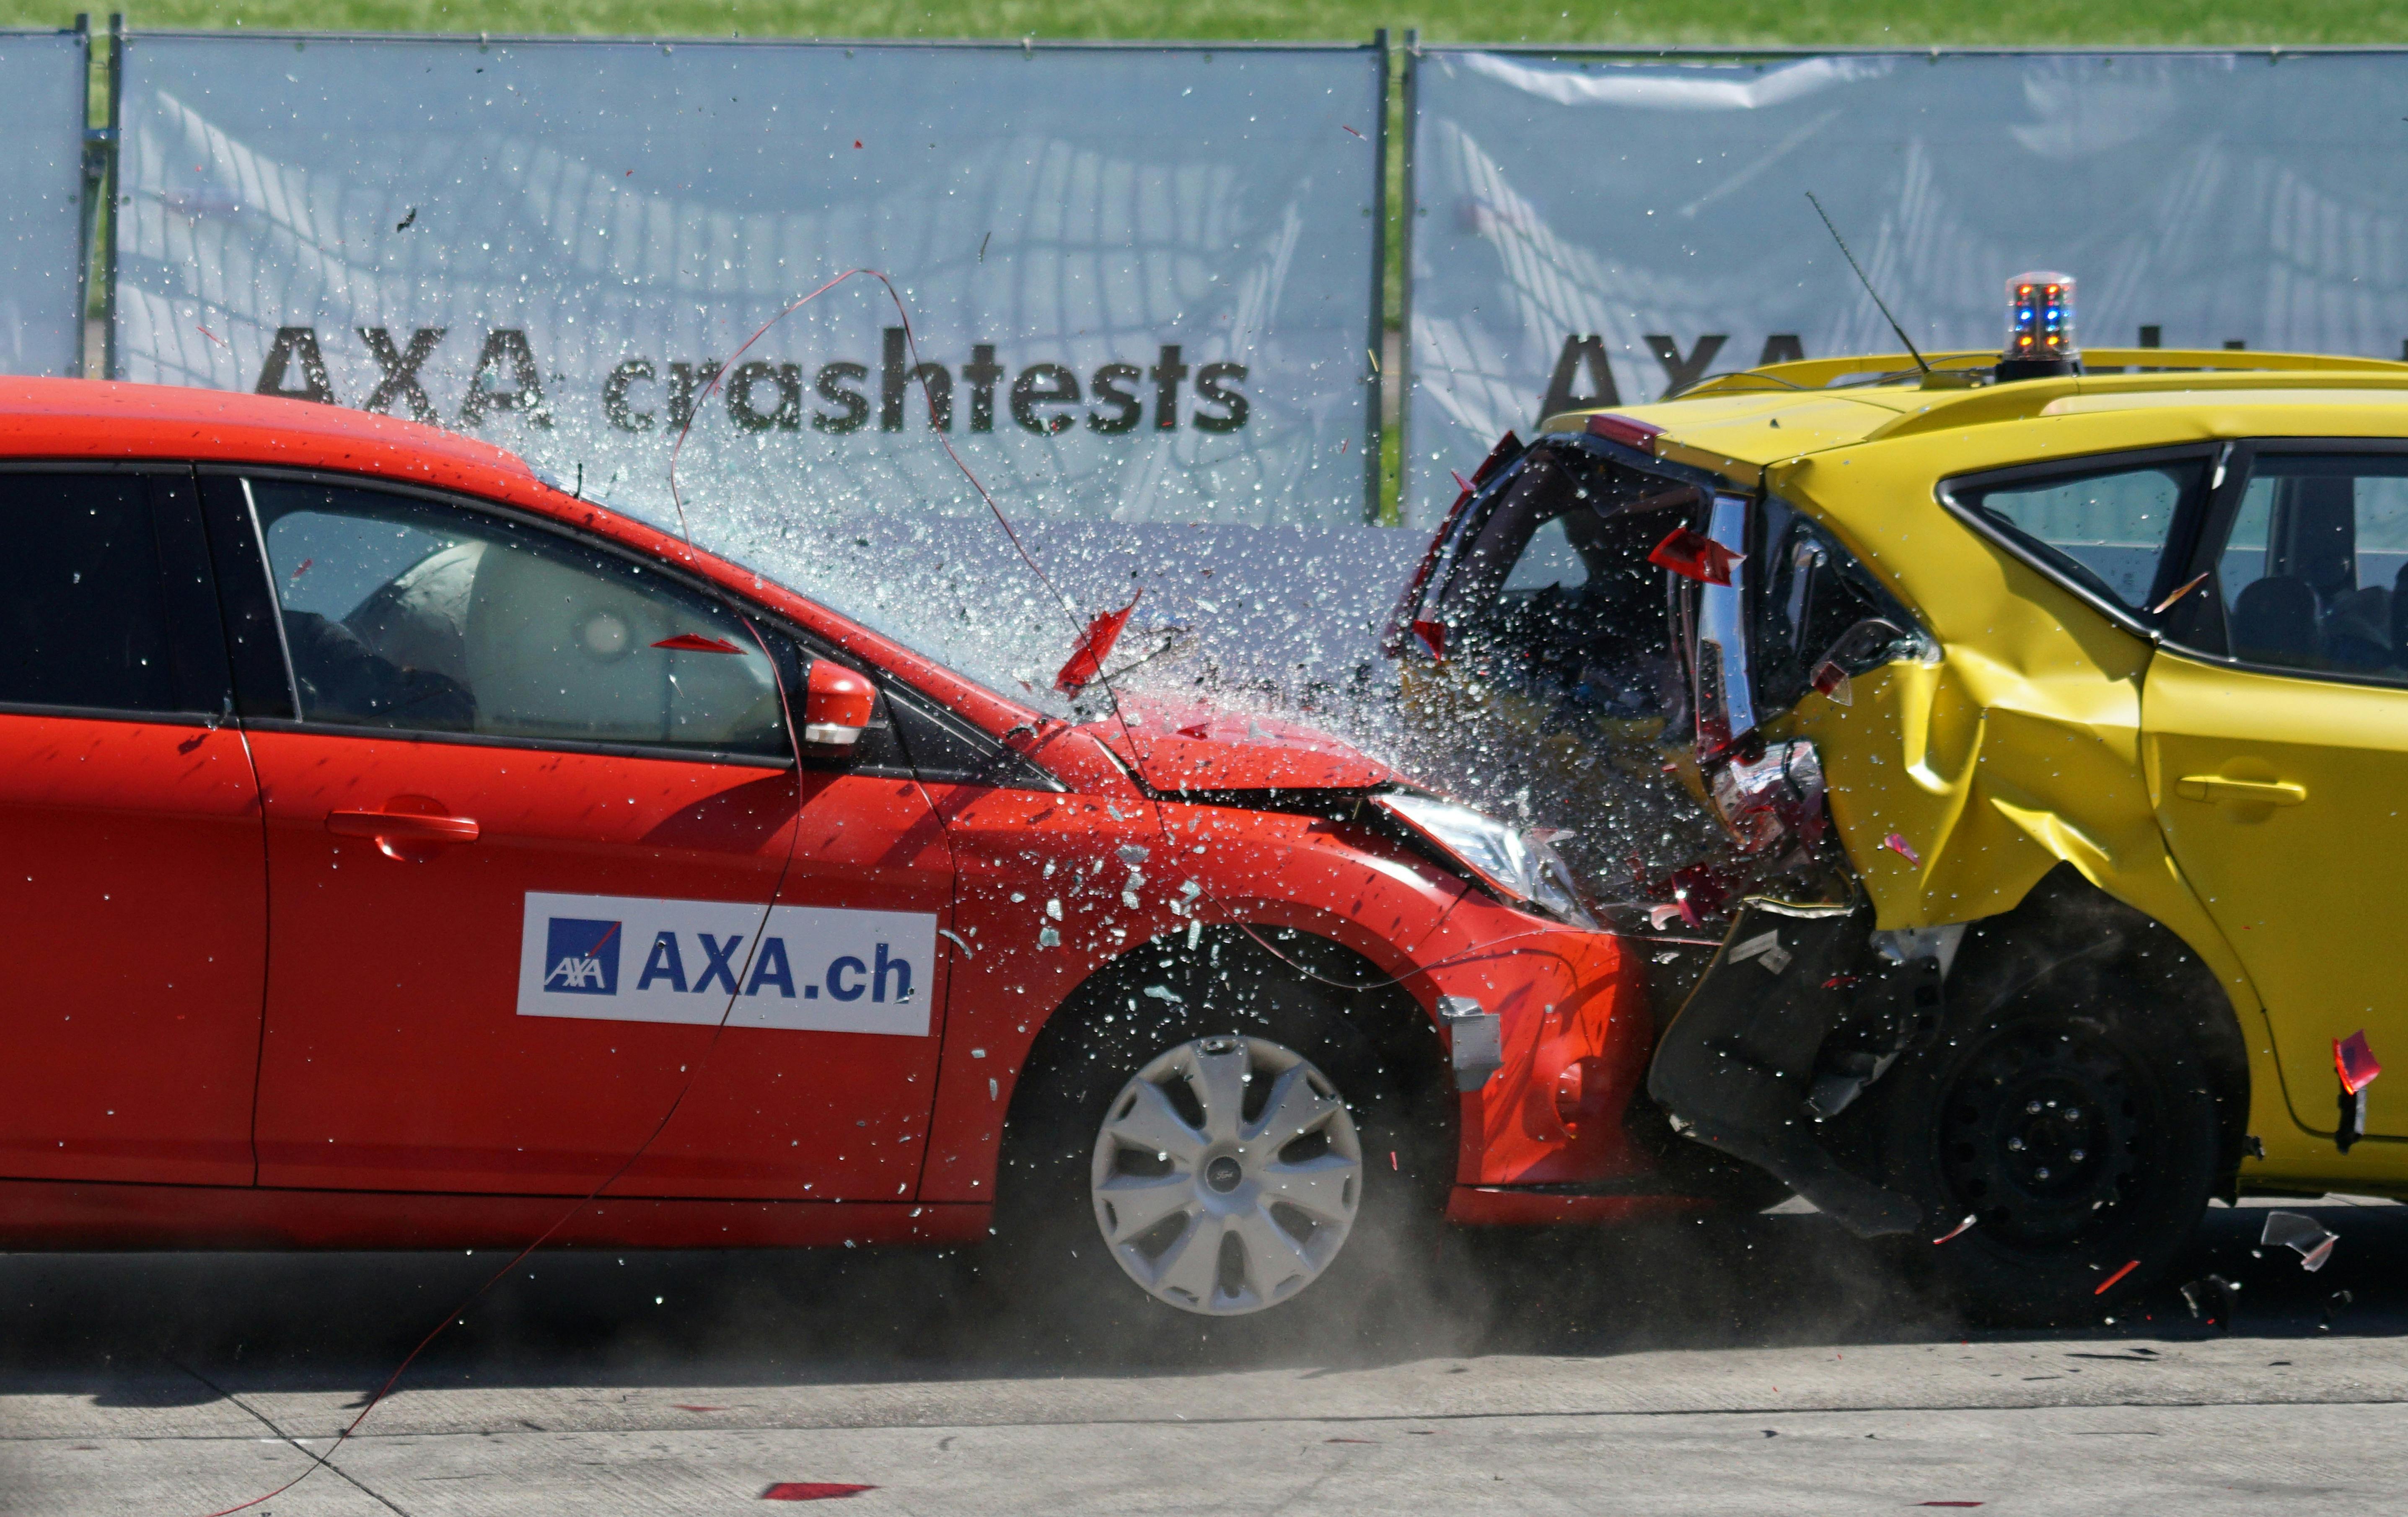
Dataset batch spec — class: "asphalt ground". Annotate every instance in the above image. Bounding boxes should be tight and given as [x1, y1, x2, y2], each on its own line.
[1, 1196, 2402, 1514]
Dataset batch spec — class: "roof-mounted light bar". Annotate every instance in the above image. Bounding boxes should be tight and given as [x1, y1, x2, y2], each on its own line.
[1998, 270, 2079, 383]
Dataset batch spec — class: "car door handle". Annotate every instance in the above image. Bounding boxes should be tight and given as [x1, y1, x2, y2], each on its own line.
[2175, 776, 2307, 806]
[327, 810, 481, 843]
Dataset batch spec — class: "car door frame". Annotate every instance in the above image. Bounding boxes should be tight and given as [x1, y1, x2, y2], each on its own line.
[196, 463, 961, 1198]
[0, 459, 270, 1186]
[2152, 437, 2408, 682]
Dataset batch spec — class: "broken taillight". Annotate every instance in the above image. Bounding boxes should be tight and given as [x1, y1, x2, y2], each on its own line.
[1649, 526, 1743, 587]
[1585, 412, 1664, 453]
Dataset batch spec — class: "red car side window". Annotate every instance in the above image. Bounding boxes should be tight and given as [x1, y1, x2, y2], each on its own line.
[244, 479, 790, 759]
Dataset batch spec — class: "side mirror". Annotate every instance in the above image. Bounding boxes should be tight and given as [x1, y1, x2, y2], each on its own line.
[800, 660, 875, 746]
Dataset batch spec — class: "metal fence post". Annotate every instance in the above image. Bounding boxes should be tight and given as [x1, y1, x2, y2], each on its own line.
[101, 12, 121, 381]
[1394, 29, 1420, 528]
[72, 13, 94, 378]
[1360, 28, 1389, 524]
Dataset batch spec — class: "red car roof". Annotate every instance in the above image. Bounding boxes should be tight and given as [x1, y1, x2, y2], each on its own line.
[0, 377, 541, 488]
[0, 378, 1064, 736]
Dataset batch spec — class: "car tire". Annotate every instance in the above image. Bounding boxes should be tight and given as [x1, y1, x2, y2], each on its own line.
[1854, 971, 2220, 1326]
[985, 932, 1454, 1351]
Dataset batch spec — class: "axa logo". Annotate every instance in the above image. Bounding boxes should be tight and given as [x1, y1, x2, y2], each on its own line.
[543, 917, 623, 996]
[634, 932, 916, 1004]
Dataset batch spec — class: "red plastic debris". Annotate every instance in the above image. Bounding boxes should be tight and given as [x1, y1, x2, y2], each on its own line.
[1648, 526, 1743, 587]
[1933, 1214, 1977, 1245]
[1410, 619, 1448, 662]
[1054, 593, 1140, 693]
[2093, 1258, 2141, 1295]
[763, 1484, 875, 1502]
[1881, 832, 1921, 866]
[2336, 1030, 2381, 1095]
[652, 632, 743, 654]
[1341, 124, 1365, 139]
[197, 324, 228, 348]
[1585, 412, 1665, 451]
[1811, 658, 1852, 705]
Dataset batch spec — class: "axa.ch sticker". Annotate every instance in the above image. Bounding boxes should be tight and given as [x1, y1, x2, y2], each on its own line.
[518, 891, 938, 1036]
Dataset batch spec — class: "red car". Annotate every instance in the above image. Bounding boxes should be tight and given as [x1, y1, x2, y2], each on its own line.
[0, 381, 1720, 1324]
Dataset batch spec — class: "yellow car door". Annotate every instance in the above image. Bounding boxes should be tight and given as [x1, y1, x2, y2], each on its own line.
[2143, 443, 2408, 1145]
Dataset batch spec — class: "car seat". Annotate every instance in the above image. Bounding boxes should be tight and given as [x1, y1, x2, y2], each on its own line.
[2231, 575, 2319, 665]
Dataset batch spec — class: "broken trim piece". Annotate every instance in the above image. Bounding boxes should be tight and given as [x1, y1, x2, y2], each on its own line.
[1644, 898, 1923, 1237]
[1441, 995, 1503, 1092]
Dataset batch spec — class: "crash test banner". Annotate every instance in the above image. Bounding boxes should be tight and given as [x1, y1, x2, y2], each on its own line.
[1404, 47, 2408, 526]
[111, 33, 1387, 535]
[0, 28, 96, 378]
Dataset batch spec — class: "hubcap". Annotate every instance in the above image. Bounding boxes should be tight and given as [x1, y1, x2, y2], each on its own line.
[1089, 1034, 1364, 1316]
[1936, 1022, 2149, 1249]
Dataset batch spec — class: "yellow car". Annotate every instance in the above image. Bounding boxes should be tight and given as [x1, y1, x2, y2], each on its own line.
[1390, 338, 2408, 1320]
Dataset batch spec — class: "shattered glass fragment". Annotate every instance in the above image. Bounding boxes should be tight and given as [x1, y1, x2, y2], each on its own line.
[1647, 526, 1743, 587]
[1810, 658, 1853, 706]
[2260, 1210, 2338, 1271]
[2320, 1289, 2355, 1331]
[1037, 927, 1060, 948]
[2178, 1274, 2240, 1328]
[1727, 929, 1792, 975]
[1054, 593, 1140, 693]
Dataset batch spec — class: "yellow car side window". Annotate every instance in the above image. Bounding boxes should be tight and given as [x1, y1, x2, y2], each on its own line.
[1962, 463, 2194, 612]
[2215, 455, 2408, 682]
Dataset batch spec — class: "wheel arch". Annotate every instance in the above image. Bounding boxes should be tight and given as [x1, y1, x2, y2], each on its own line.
[1002, 922, 1451, 1144]
[1947, 863, 2254, 1196]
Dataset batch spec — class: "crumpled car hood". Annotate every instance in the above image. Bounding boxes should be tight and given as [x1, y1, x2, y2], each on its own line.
[1089, 703, 1393, 794]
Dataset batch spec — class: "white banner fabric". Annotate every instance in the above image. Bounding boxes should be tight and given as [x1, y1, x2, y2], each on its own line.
[0, 31, 90, 377]
[114, 35, 1383, 531]
[1406, 49, 2408, 526]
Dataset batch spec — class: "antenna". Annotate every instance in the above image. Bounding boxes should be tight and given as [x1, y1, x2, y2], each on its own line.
[1805, 192, 1930, 375]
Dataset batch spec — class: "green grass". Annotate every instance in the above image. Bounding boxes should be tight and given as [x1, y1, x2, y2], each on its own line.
[7, 1, 2404, 45]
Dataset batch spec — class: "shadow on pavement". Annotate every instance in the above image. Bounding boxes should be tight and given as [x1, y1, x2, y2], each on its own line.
[1, 1199, 2399, 1397]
